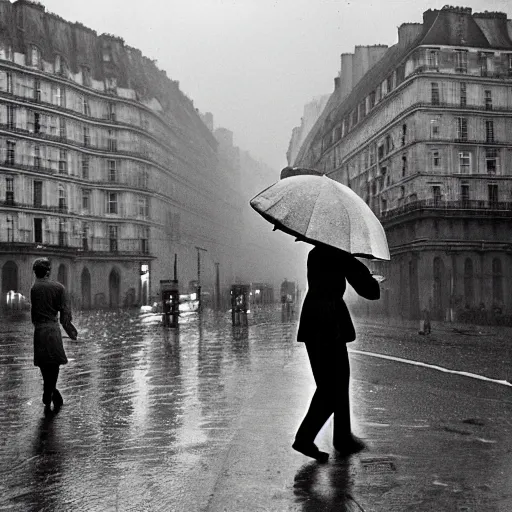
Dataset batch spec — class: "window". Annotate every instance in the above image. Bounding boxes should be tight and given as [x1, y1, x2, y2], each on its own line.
[509, 55, 512, 72]
[54, 55, 68, 76]
[385, 135, 393, 154]
[459, 151, 471, 174]
[427, 49, 439, 68]
[34, 145, 41, 169]
[386, 75, 393, 93]
[58, 184, 67, 211]
[82, 189, 90, 211]
[460, 82, 467, 108]
[485, 148, 498, 175]
[430, 119, 439, 138]
[432, 186, 442, 205]
[432, 150, 441, 168]
[59, 117, 66, 139]
[138, 196, 149, 218]
[457, 117, 468, 141]
[402, 155, 407, 176]
[350, 109, 358, 128]
[6, 140, 15, 165]
[108, 103, 116, 121]
[33, 180, 42, 207]
[83, 126, 90, 146]
[431, 82, 439, 105]
[58, 149, 67, 173]
[108, 160, 117, 182]
[5, 176, 13, 204]
[107, 130, 117, 151]
[480, 52, 494, 77]
[401, 124, 407, 146]
[454, 50, 468, 73]
[34, 218, 42, 244]
[485, 120, 494, 143]
[34, 79, 41, 102]
[138, 169, 148, 189]
[82, 97, 90, 116]
[484, 90, 492, 110]
[81, 66, 91, 87]
[82, 222, 89, 250]
[108, 225, 118, 252]
[369, 91, 376, 109]
[34, 112, 40, 134]
[6, 72, 12, 94]
[82, 155, 90, 180]
[140, 227, 149, 254]
[377, 144, 384, 160]
[30, 45, 41, 68]
[7, 105, 15, 129]
[488, 184, 498, 204]
[461, 184, 470, 203]
[58, 219, 67, 246]
[107, 192, 118, 214]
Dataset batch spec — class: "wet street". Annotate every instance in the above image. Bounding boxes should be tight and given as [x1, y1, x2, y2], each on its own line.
[0, 308, 511, 511]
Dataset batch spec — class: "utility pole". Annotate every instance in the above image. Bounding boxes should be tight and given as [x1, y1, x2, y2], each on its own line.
[195, 246, 207, 312]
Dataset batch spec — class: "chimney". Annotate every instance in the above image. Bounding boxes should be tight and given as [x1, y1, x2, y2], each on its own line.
[397, 23, 423, 46]
[334, 76, 340, 90]
[339, 53, 354, 100]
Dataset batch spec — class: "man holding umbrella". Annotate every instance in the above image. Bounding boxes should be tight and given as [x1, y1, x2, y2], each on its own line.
[251, 167, 388, 462]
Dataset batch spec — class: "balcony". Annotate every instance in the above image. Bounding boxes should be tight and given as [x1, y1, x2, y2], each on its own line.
[0, 237, 152, 258]
[381, 199, 512, 223]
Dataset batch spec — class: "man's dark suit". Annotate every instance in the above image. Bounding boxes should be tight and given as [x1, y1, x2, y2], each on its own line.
[295, 244, 380, 446]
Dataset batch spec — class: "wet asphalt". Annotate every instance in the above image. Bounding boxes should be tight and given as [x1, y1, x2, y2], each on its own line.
[0, 307, 511, 511]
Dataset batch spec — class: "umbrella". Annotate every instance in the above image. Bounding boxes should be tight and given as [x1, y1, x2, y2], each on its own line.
[250, 174, 390, 260]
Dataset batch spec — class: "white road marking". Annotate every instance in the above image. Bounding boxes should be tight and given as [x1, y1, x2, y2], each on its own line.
[349, 349, 512, 388]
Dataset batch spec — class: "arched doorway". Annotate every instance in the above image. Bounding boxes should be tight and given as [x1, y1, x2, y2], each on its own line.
[2, 261, 18, 305]
[57, 264, 68, 288]
[109, 268, 120, 308]
[81, 268, 91, 309]
[433, 257, 446, 320]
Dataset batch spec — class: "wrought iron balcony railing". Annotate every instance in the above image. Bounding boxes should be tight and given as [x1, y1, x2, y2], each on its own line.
[381, 199, 512, 221]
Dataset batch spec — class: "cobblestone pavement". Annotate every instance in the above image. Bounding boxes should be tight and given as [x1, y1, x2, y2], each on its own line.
[0, 308, 510, 511]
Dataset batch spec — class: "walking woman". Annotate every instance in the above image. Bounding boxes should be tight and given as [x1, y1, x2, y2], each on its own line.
[292, 243, 380, 462]
[31, 258, 75, 413]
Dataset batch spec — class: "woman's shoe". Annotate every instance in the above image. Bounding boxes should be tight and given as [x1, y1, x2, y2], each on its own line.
[292, 440, 329, 463]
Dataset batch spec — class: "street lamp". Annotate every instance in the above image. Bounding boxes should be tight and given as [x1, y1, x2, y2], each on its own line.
[195, 246, 207, 312]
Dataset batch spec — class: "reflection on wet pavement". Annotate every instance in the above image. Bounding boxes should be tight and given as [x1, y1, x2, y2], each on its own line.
[0, 308, 511, 511]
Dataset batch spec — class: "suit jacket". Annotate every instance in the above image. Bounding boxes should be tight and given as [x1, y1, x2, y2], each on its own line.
[31, 278, 71, 366]
[297, 245, 380, 343]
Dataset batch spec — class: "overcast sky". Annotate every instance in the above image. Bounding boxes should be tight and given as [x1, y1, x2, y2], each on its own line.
[41, 0, 512, 170]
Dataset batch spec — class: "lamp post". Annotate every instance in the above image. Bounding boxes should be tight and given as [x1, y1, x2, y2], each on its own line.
[195, 246, 207, 312]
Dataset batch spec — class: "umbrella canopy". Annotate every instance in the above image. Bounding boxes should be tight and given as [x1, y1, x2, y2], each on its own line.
[250, 174, 390, 260]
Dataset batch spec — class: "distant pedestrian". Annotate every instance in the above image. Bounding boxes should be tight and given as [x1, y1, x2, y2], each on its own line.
[31, 258, 76, 413]
[419, 307, 431, 335]
[292, 243, 380, 462]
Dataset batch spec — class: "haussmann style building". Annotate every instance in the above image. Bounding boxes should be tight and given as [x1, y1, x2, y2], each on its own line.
[0, 0, 246, 309]
[292, 6, 512, 322]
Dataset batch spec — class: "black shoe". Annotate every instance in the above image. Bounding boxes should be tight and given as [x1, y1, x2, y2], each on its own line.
[292, 440, 329, 463]
[52, 390, 63, 412]
[333, 434, 366, 455]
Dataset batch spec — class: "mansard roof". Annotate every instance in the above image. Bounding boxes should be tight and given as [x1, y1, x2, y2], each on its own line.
[294, 6, 512, 166]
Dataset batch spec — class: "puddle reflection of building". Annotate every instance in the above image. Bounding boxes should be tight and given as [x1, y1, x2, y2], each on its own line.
[294, 459, 362, 511]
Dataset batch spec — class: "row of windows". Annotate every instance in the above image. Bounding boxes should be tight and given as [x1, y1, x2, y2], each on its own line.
[431, 81, 501, 110]
[323, 49, 512, 152]
[2, 177, 150, 218]
[426, 48, 512, 75]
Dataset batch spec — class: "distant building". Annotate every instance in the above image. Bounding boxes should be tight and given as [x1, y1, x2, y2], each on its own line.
[292, 6, 512, 321]
[287, 94, 329, 166]
[0, 0, 241, 308]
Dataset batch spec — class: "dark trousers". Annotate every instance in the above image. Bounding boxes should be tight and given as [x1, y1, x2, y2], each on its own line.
[39, 364, 61, 406]
[295, 342, 351, 444]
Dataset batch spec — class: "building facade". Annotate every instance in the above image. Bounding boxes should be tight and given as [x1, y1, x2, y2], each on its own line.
[293, 6, 512, 321]
[0, 0, 243, 308]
